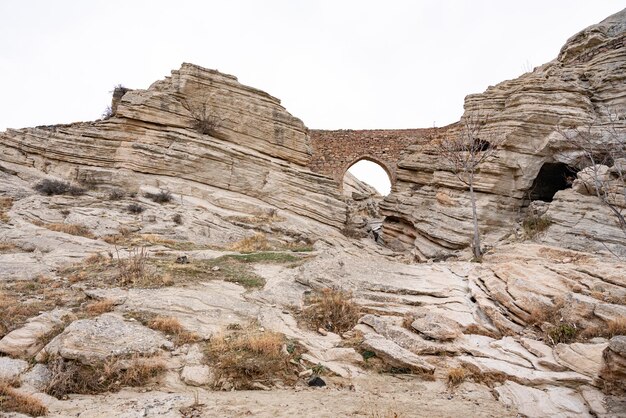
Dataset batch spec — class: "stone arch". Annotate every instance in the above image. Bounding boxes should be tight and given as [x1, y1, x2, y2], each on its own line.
[308, 128, 435, 190]
[340, 155, 395, 192]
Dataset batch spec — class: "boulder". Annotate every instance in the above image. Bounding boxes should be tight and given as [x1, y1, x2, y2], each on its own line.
[410, 312, 462, 341]
[180, 365, 213, 387]
[361, 333, 434, 374]
[600, 336, 626, 388]
[37, 313, 173, 365]
[495, 381, 592, 418]
[0, 309, 72, 358]
[0, 356, 28, 381]
[554, 342, 608, 378]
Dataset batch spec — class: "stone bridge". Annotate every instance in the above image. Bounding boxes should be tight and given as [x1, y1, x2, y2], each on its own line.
[309, 128, 436, 189]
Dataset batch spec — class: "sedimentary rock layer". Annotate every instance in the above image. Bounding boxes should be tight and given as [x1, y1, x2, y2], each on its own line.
[381, 9, 626, 258]
[0, 63, 346, 230]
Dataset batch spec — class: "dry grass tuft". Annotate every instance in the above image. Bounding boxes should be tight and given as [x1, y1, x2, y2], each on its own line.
[0, 196, 13, 223]
[230, 233, 271, 253]
[580, 318, 626, 340]
[35, 222, 95, 239]
[45, 356, 166, 398]
[525, 299, 579, 345]
[206, 326, 301, 390]
[522, 214, 552, 239]
[0, 276, 85, 338]
[85, 299, 116, 316]
[446, 367, 468, 387]
[302, 288, 360, 333]
[0, 382, 48, 416]
[148, 316, 202, 346]
[116, 247, 161, 287]
[449, 364, 507, 388]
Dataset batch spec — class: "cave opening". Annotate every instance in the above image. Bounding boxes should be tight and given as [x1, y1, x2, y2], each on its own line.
[528, 162, 579, 202]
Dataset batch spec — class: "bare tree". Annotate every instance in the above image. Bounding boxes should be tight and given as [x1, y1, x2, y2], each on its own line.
[557, 111, 626, 233]
[435, 113, 504, 259]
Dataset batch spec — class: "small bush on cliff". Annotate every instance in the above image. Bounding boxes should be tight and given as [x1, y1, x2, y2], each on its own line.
[302, 288, 360, 333]
[127, 203, 145, 214]
[145, 190, 172, 204]
[522, 214, 552, 239]
[45, 356, 165, 397]
[34, 179, 84, 196]
[205, 326, 302, 390]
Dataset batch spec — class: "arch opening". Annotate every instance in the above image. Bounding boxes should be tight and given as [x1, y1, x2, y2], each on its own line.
[528, 162, 578, 202]
[343, 159, 392, 197]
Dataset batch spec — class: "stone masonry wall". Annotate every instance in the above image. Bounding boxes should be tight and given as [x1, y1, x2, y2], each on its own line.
[309, 128, 436, 188]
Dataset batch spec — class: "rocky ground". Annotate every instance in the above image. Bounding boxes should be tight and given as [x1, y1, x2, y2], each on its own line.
[1, 170, 625, 418]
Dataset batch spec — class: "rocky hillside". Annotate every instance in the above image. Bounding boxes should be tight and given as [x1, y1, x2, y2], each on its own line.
[0, 9, 625, 418]
[381, 8, 626, 260]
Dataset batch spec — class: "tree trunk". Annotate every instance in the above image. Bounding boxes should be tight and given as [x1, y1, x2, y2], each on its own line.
[469, 176, 482, 259]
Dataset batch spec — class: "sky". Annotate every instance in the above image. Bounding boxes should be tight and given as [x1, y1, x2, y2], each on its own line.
[0, 1, 623, 194]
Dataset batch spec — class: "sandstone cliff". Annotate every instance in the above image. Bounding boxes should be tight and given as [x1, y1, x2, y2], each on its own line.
[0, 63, 346, 234]
[381, 9, 626, 259]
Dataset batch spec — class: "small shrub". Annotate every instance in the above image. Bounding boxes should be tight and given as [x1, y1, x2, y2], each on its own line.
[0, 382, 48, 416]
[45, 356, 165, 397]
[148, 316, 201, 345]
[33, 179, 84, 196]
[522, 214, 552, 239]
[145, 190, 172, 204]
[446, 367, 468, 387]
[230, 233, 271, 253]
[172, 213, 183, 225]
[302, 288, 360, 333]
[547, 323, 578, 344]
[108, 188, 126, 200]
[206, 327, 300, 389]
[116, 247, 150, 286]
[127, 203, 145, 214]
[102, 106, 114, 120]
[189, 102, 222, 136]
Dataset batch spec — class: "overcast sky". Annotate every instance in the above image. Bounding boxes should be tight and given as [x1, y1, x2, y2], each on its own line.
[1, 1, 623, 193]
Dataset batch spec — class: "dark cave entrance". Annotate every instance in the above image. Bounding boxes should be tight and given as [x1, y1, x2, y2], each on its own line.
[528, 162, 579, 202]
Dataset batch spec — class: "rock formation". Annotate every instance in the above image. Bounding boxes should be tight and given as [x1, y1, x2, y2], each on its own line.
[0, 8, 625, 418]
[381, 8, 626, 259]
[0, 63, 347, 235]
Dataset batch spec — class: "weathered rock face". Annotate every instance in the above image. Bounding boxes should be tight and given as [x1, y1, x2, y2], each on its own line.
[0, 63, 346, 231]
[381, 9, 626, 259]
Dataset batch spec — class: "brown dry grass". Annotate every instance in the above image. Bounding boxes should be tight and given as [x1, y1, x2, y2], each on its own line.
[0, 196, 12, 223]
[148, 316, 202, 346]
[45, 356, 166, 398]
[0, 276, 85, 338]
[302, 288, 360, 333]
[229, 233, 271, 253]
[580, 318, 626, 340]
[206, 326, 301, 390]
[448, 363, 507, 389]
[85, 299, 116, 316]
[103, 231, 202, 251]
[35, 221, 95, 239]
[446, 367, 468, 387]
[0, 382, 48, 416]
[525, 299, 580, 345]
[0, 242, 19, 253]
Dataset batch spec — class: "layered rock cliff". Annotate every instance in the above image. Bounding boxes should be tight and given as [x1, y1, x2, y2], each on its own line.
[381, 9, 626, 259]
[0, 63, 346, 234]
